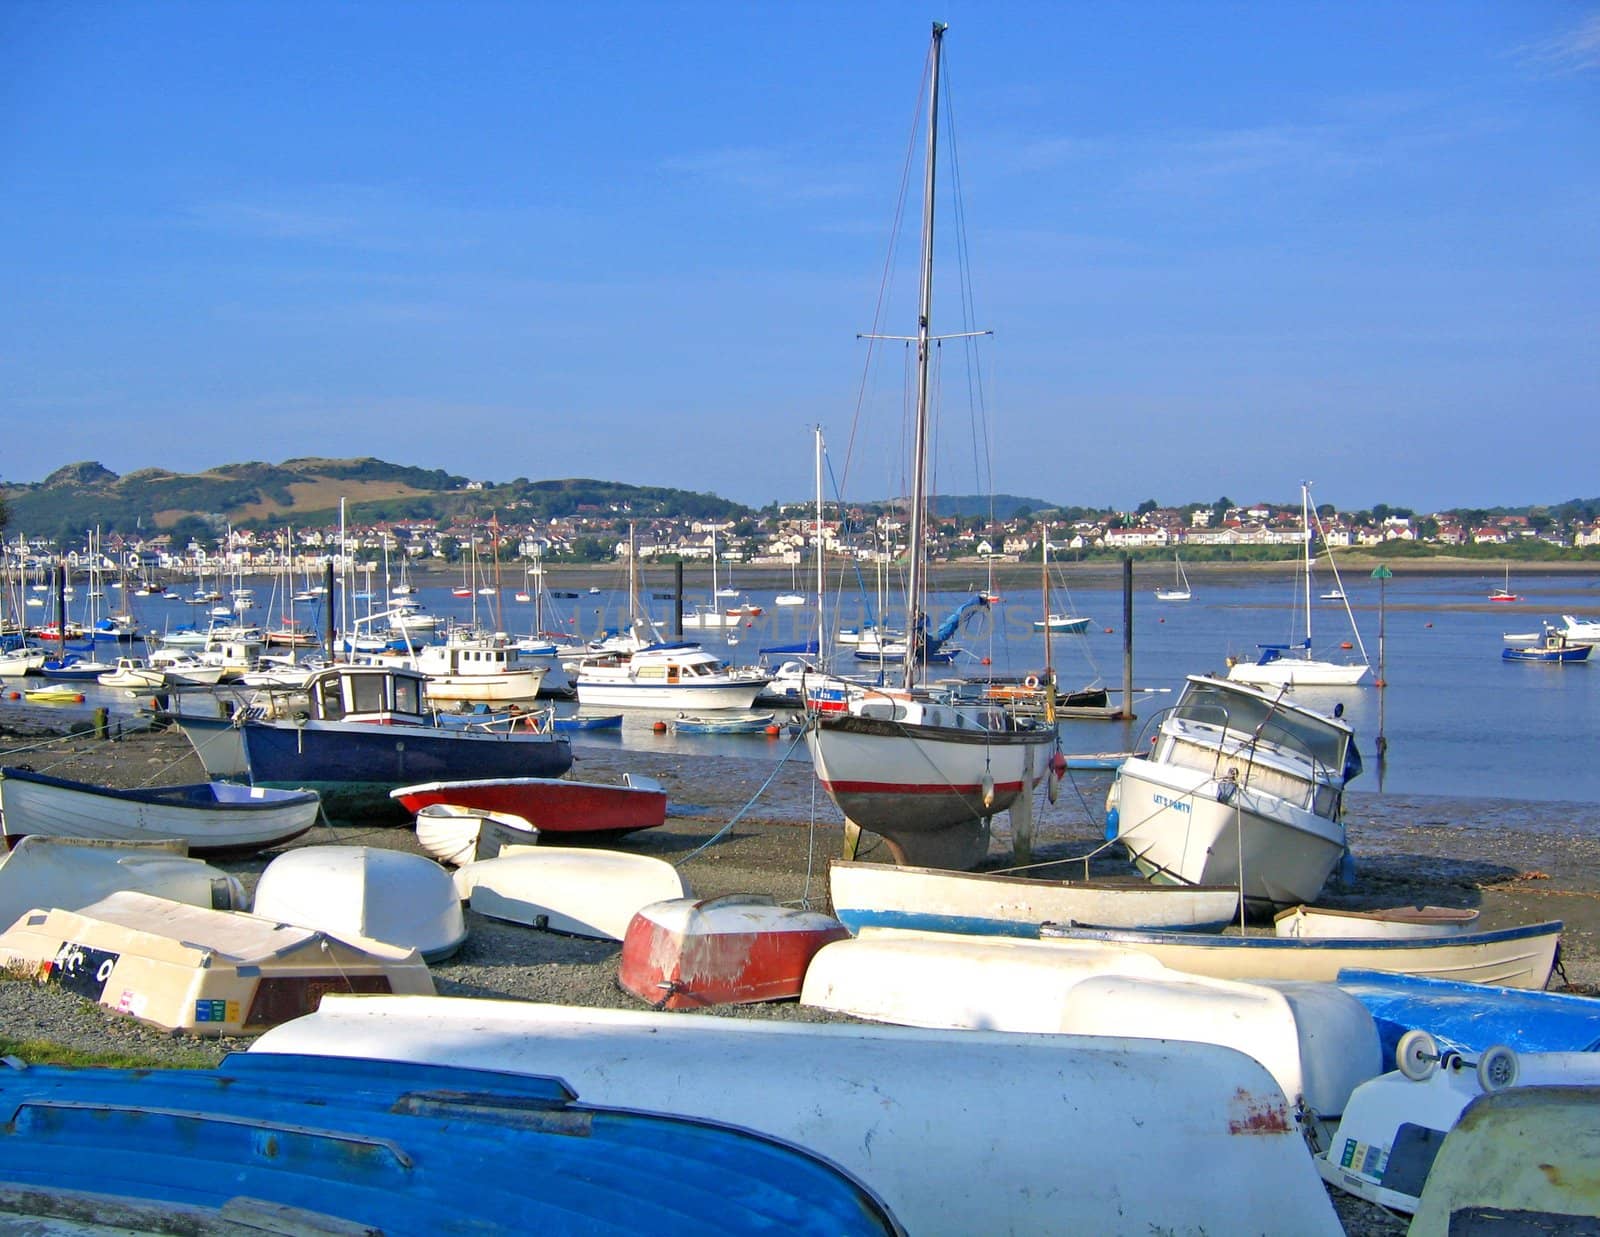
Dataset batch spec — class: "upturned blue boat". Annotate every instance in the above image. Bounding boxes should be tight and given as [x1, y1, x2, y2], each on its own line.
[0, 1053, 899, 1235]
[1337, 968, 1600, 1068]
[239, 663, 571, 823]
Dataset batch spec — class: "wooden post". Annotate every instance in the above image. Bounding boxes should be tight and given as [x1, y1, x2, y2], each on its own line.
[1120, 555, 1135, 720]
[673, 560, 684, 639]
[323, 559, 336, 663]
[1012, 742, 1036, 866]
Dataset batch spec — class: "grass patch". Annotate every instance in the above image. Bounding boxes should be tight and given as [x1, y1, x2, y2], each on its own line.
[0, 1035, 218, 1070]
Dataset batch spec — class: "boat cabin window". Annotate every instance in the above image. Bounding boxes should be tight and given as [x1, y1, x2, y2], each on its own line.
[317, 677, 344, 720]
[1176, 681, 1348, 776]
[392, 675, 421, 715]
[349, 673, 387, 716]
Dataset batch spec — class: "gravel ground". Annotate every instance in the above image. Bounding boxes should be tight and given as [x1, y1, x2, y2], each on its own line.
[6, 720, 1597, 1236]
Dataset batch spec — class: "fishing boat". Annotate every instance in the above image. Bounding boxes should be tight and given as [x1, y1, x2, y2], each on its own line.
[1275, 904, 1480, 939]
[552, 710, 623, 732]
[1227, 482, 1370, 686]
[235, 663, 572, 822]
[1154, 552, 1193, 601]
[0, 836, 244, 930]
[673, 710, 774, 734]
[1035, 918, 1563, 989]
[829, 859, 1238, 936]
[453, 845, 691, 940]
[411, 802, 539, 865]
[253, 845, 467, 962]
[0, 766, 321, 858]
[1501, 625, 1591, 663]
[806, 26, 1056, 872]
[1108, 673, 1363, 911]
[619, 894, 850, 1009]
[1316, 1036, 1600, 1217]
[0, 1054, 898, 1237]
[799, 928, 1379, 1117]
[391, 772, 666, 836]
[0, 890, 434, 1034]
[252, 990, 1346, 1236]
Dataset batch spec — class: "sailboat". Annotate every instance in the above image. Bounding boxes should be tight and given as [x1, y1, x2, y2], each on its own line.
[1489, 565, 1520, 603]
[1030, 534, 1091, 633]
[682, 527, 740, 630]
[1154, 553, 1192, 602]
[805, 23, 1056, 872]
[1227, 483, 1370, 687]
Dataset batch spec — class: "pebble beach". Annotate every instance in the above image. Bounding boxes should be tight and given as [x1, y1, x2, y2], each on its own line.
[2, 718, 1597, 1236]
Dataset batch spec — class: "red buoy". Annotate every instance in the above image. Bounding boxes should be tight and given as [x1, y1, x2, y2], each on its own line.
[652, 720, 668, 734]
[764, 724, 781, 737]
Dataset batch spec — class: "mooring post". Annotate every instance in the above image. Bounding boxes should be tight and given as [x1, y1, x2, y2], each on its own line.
[1121, 554, 1135, 720]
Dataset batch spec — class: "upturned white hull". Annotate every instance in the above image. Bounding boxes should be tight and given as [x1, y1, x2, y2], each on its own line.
[1114, 755, 1346, 908]
[453, 846, 690, 941]
[252, 995, 1344, 1236]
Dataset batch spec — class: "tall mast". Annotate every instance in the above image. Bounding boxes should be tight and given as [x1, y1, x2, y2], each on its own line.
[1302, 482, 1313, 652]
[903, 20, 946, 690]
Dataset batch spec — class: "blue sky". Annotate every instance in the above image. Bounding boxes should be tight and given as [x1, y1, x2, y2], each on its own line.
[3, 2, 1596, 514]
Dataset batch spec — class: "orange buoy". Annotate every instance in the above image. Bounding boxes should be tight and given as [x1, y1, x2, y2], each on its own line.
[4, 691, 17, 701]
[980, 656, 991, 666]
[1340, 641, 1353, 650]
[1103, 627, 1113, 634]
[652, 720, 668, 734]
[764, 724, 781, 737]
[73, 693, 85, 703]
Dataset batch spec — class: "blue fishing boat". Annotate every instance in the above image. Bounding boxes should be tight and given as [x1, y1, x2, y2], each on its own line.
[0, 1053, 899, 1235]
[673, 711, 775, 734]
[554, 711, 624, 732]
[238, 663, 571, 823]
[1501, 626, 1592, 663]
[1337, 967, 1600, 1068]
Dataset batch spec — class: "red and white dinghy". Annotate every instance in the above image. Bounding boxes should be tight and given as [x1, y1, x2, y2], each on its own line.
[390, 774, 667, 838]
[620, 894, 850, 1010]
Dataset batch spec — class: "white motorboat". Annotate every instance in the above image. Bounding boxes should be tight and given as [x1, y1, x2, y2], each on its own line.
[1228, 482, 1370, 686]
[251, 989, 1345, 1235]
[148, 647, 228, 686]
[1559, 613, 1600, 641]
[253, 845, 466, 962]
[1109, 673, 1363, 910]
[97, 656, 168, 690]
[574, 642, 769, 711]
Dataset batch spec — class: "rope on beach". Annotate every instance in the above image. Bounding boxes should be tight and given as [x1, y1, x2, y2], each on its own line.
[673, 725, 811, 870]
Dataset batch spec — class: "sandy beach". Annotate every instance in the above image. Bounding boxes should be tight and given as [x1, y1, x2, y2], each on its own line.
[1, 720, 1595, 1236]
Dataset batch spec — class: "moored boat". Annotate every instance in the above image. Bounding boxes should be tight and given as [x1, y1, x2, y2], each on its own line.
[673, 710, 774, 734]
[1036, 918, 1563, 989]
[1501, 625, 1591, 662]
[236, 663, 572, 822]
[412, 802, 540, 866]
[0, 1053, 900, 1236]
[0, 766, 321, 858]
[391, 772, 666, 837]
[453, 845, 690, 940]
[619, 894, 849, 1009]
[252, 845, 467, 962]
[829, 859, 1238, 937]
[1275, 904, 1480, 939]
[0, 890, 433, 1034]
[251, 990, 1346, 1235]
[1109, 672, 1363, 911]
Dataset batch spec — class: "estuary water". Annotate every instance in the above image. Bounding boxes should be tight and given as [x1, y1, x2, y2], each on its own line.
[10, 567, 1598, 808]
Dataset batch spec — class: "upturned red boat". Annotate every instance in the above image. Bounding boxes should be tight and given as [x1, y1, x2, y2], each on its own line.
[620, 895, 850, 1010]
[390, 774, 667, 837]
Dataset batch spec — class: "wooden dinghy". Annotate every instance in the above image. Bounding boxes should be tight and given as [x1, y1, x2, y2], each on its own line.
[1275, 904, 1480, 939]
[799, 928, 1379, 1116]
[253, 995, 1346, 1236]
[253, 845, 466, 962]
[1336, 967, 1600, 1066]
[0, 1053, 899, 1237]
[413, 801, 539, 865]
[391, 772, 667, 837]
[619, 894, 849, 1009]
[0, 890, 434, 1034]
[0, 765, 321, 858]
[1318, 1035, 1600, 1218]
[0, 836, 244, 930]
[454, 845, 690, 940]
[1037, 919, 1563, 989]
[829, 858, 1238, 937]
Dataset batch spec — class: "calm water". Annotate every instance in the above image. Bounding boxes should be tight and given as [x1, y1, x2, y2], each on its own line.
[9, 569, 1599, 806]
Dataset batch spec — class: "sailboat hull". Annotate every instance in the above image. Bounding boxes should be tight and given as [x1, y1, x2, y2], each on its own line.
[1227, 659, 1369, 687]
[806, 713, 1052, 869]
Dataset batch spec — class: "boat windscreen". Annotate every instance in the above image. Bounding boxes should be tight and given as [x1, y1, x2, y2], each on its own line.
[1176, 681, 1351, 778]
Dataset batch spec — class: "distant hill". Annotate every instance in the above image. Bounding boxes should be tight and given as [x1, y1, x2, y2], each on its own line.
[0, 458, 752, 541]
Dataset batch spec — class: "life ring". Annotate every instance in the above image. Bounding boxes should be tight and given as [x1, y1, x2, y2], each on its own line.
[1023, 674, 1040, 690]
